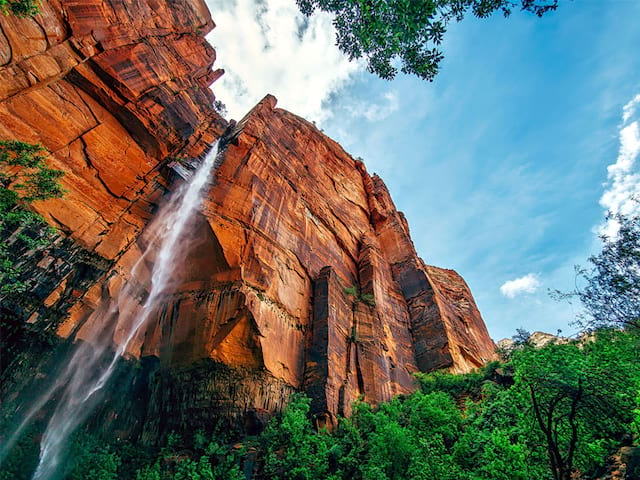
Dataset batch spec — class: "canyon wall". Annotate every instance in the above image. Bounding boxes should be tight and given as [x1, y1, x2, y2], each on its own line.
[0, 0, 225, 258]
[0, 0, 495, 438]
[174, 96, 496, 426]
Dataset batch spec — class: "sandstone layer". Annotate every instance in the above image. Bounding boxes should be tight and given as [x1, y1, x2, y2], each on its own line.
[0, 0, 225, 351]
[106, 95, 495, 430]
[0, 0, 225, 260]
[0, 0, 496, 437]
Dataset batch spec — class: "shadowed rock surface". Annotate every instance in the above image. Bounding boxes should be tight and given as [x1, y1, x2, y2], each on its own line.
[0, 0, 496, 440]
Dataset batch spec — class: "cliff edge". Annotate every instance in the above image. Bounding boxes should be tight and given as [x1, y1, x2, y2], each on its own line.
[0, 0, 496, 438]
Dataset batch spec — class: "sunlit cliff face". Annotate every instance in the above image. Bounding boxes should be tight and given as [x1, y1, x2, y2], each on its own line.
[1, 0, 494, 458]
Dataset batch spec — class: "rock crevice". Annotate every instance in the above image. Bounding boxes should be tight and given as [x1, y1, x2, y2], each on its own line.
[1, 0, 496, 440]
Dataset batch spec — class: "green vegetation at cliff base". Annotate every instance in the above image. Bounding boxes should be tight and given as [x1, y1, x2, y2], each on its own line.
[2, 328, 638, 480]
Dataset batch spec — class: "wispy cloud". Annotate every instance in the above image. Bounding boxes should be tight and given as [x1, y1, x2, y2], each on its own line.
[344, 91, 400, 122]
[500, 273, 541, 298]
[205, 0, 361, 122]
[599, 93, 640, 238]
[622, 94, 640, 123]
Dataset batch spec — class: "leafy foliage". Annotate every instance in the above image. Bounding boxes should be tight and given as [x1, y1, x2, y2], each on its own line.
[127, 431, 244, 480]
[344, 285, 375, 307]
[68, 433, 121, 480]
[254, 335, 637, 480]
[296, 0, 558, 81]
[0, 423, 40, 480]
[557, 212, 640, 330]
[0, 0, 40, 17]
[511, 329, 640, 479]
[261, 394, 336, 479]
[2, 329, 638, 479]
[0, 140, 64, 296]
[415, 360, 500, 399]
[0, 141, 64, 202]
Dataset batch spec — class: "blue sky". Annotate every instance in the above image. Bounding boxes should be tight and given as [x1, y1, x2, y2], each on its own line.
[206, 0, 640, 340]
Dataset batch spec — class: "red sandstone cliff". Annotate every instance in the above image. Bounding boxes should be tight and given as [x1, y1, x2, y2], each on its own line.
[0, 0, 496, 434]
[0, 0, 225, 260]
[176, 96, 496, 424]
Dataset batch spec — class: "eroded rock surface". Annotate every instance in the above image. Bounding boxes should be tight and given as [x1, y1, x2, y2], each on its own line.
[0, 0, 225, 258]
[1, 0, 496, 438]
[121, 96, 497, 428]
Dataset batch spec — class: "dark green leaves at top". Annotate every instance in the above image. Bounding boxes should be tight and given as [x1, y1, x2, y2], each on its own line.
[296, 0, 558, 80]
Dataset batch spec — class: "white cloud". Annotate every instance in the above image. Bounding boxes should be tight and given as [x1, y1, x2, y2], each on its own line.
[344, 91, 400, 122]
[598, 93, 640, 238]
[500, 273, 541, 298]
[205, 0, 362, 123]
[622, 94, 640, 124]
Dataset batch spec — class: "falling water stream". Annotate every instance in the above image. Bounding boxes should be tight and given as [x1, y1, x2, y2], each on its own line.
[0, 141, 221, 480]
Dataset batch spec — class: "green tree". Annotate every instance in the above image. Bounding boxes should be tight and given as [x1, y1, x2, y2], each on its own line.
[0, 140, 64, 296]
[67, 433, 121, 480]
[453, 380, 548, 480]
[336, 392, 463, 480]
[635, 391, 640, 437]
[296, 0, 558, 81]
[135, 462, 161, 480]
[261, 393, 337, 480]
[557, 211, 640, 330]
[130, 431, 244, 480]
[0, 141, 64, 202]
[511, 330, 640, 480]
[415, 360, 500, 400]
[344, 285, 375, 307]
[0, 422, 40, 480]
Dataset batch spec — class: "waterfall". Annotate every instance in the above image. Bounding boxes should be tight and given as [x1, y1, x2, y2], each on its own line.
[0, 141, 221, 480]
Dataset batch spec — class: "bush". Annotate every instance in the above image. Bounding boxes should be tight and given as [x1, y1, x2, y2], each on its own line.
[0, 141, 64, 296]
[0, 0, 40, 17]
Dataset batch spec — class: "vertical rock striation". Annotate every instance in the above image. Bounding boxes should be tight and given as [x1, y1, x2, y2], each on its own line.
[0, 0, 225, 259]
[130, 96, 497, 429]
[0, 0, 496, 439]
[0, 0, 225, 335]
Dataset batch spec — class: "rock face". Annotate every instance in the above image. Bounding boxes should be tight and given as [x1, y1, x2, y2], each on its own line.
[496, 331, 569, 353]
[153, 96, 496, 426]
[0, 0, 225, 259]
[0, 0, 496, 438]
